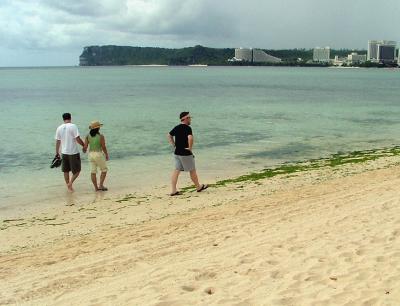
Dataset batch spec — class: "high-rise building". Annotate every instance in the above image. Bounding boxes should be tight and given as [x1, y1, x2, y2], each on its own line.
[377, 42, 396, 63]
[234, 48, 253, 62]
[368, 40, 397, 63]
[233, 48, 281, 63]
[367, 40, 379, 61]
[313, 47, 330, 62]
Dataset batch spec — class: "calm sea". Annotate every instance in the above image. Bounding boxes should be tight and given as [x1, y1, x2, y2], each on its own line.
[0, 66, 399, 216]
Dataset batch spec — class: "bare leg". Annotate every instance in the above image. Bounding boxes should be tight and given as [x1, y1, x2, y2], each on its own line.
[99, 171, 107, 189]
[171, 170, 180, 194]
[67, 171, 80, 192]
[189, 170, 201, 190]
[91, 173, 99, 191]
[64, 172, 70, 189]
[64, 172, 70, 184]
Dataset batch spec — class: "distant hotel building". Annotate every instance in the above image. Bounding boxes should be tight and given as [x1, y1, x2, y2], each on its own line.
[367, 40, 397, 63]
[347, 52, 366, 64]
[230, 48, 281, 63]
[313, 47, 330, 62]
[234, 48, 253, 61]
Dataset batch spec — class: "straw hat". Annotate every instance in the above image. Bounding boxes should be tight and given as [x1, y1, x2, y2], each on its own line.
[89, 121, 103, 130]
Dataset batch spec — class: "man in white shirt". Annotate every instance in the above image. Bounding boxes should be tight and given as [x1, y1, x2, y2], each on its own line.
[55, 113, 85, 191]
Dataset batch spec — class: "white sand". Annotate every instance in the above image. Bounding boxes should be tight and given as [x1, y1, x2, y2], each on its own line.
[1, 156, 400, 305]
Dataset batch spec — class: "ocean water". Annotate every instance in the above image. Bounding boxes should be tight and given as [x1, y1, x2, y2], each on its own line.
[1, 66, 399, 216]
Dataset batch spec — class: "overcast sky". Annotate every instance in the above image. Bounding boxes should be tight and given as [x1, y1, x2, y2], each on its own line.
[1, 0, 399, 66]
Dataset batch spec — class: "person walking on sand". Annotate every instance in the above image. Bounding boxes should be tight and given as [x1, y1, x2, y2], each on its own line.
[83, 121, 109, 191]
[167, 111, 208, 196]
[55, 113, 85, 192]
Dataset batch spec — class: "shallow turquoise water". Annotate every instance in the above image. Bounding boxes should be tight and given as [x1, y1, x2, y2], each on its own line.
[1, 66, 399, 215]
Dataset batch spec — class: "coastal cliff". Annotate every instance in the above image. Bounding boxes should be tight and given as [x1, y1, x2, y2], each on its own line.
[79, 45, 234, 66]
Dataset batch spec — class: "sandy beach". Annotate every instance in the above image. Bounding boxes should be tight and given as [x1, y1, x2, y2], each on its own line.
[1, 150, 400, 305]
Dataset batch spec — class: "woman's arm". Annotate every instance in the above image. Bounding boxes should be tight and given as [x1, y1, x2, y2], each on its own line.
[100, 135, 109, 160]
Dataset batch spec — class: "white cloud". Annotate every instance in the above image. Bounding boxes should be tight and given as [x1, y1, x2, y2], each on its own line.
[0, 0, 399, 65]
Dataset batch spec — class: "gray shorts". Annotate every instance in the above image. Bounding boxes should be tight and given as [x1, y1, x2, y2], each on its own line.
[174, 154, 196, 172]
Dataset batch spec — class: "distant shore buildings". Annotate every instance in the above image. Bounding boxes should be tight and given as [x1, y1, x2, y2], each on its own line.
[313, 47, 330, 63]
[347, 52, 367, 64]
[312, 40, 398, 66]
[229, 48, 282, 63]
[367, 40, 397, 63]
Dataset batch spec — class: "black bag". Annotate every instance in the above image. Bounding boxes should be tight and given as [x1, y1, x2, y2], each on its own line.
[50, 154, 62, 168]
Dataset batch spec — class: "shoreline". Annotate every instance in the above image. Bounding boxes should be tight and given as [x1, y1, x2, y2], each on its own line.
[2, 145, 400, 227]
[1, 145, 400, 304]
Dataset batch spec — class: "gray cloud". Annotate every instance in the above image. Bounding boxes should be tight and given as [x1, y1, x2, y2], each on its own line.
[0, 0, 399, 66]
[42, 0, 127, 17]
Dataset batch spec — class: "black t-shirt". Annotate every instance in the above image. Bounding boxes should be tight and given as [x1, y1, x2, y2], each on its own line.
[169, 124, 193, 156]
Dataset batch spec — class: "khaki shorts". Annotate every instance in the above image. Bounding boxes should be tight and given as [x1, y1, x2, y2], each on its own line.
[174, 154, 195, 172]
[88, 151, 108, 174]
[62, 153, 81, 174]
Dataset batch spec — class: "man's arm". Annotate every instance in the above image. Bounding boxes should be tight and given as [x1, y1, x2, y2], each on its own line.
[167, 133, 175, 148]
[56, 140, 61, 156]
[83, 136, 88, 153]
[187, 135, 193, 152]
[76, 136, 85, 147]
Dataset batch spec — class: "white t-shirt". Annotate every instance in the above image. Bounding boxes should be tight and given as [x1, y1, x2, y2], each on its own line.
[55, 123, 80, 155]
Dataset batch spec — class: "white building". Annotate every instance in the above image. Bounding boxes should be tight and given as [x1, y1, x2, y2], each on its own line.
[252, 49, 281, 63]
[232, 48, 281, 63]
[347, 52, 367, 64]
[367, 40, 379, 61]
[332, 55, 344, 66]
[368, 40, 397, 62]
[313, 47, 330, 62]
[234, 48, 253, 62]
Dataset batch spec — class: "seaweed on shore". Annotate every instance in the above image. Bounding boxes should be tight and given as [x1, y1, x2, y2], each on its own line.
[181, 146, 400, 191]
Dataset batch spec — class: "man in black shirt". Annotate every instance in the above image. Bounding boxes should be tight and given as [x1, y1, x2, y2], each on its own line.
[167, 112, 208, 196]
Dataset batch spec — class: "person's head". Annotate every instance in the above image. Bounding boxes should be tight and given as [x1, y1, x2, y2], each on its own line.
[89, 121, 103, 137]
[62, 113, 71, 122]
[180, 111, 191, 125]
[89, 128, 100, 137]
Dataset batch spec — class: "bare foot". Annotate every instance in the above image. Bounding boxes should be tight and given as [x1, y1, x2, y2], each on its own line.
[67, 183, 74, 192]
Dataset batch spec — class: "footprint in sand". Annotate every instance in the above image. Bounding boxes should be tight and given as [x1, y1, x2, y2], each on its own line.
[181, 285, 197, 292]
[154, 301, 187, 306]
[339, 252, 354, 263]
[195, 271, 217, 281]
[266, 259, 279, 266]
[356, 249, 366, 256]
[270, 270, 285, 279]
[388, 229, 399, 241]
[370, 236, 386, 244]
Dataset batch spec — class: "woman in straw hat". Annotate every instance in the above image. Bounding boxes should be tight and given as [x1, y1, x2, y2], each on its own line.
[83, 121, 109, 191]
